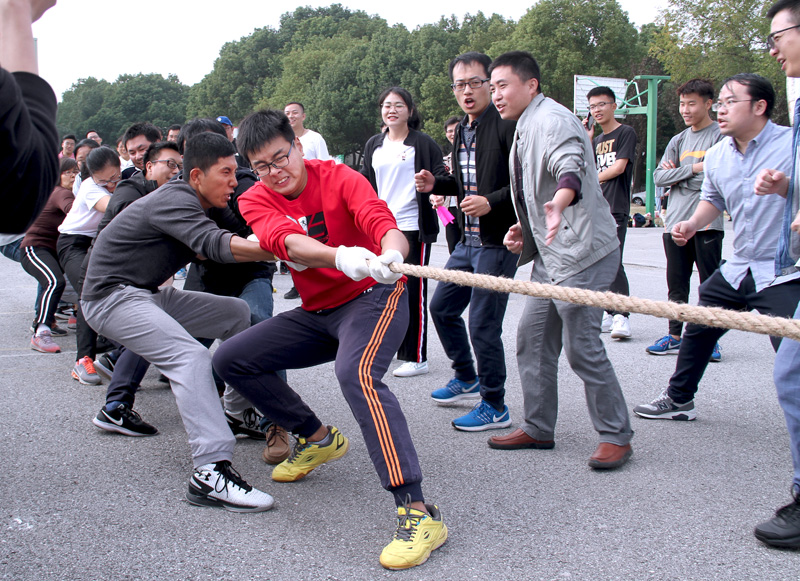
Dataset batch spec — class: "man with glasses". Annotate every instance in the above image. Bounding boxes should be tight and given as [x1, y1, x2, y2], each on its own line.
[585, 86, 638, 340]
[750, 0, 800, 549]
[634, 74, 800, 423]
[647, 79, 724, 359]
[212, 109, 448, 570]
[416, 51, 519, 432]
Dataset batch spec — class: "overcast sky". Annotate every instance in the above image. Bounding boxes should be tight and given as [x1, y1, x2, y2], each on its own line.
[32, 0, 667, 101]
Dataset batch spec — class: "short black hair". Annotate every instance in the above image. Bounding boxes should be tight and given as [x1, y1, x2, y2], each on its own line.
[122, 122, 162, 149]
[176, 118, 227, 155]
[86, 129, 99, 137]
[587, 86, 616, 101]
[236, 110, 296, 165]
[86, 146, 121, 175]
[448, 51, 492, 81]
[378, 87, 421, 131]
[144, 141, 181, 168]
[182, 132, 236, 182]
[168, 124, 182, 132]
[721, 73, 776, 119]
[488, 51, 541, 90]
[768, 0, 800, 21]
[444, 115, 461, 129]
[285, 102, 305, 113]
[62, 134, 76, 142]
[677, 79, 715, 101]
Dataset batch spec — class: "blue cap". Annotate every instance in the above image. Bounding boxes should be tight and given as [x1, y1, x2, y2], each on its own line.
[216, 116, 233, 126]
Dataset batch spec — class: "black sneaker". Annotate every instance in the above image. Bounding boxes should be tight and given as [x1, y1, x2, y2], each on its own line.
[92, 404, 158, 437]
[225, 408, 266, 439]
[755, 489, 800, 549]
[284, 286, 300, 300]
[50, 324, 68, 337]
[94, 353, 116, 380]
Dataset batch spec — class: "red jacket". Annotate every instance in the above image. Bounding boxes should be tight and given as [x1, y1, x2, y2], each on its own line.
[239, 160, 402, 311]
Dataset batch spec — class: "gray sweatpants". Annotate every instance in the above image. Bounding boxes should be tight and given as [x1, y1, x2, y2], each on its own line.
[82, 285, 250, 468]
[516, 249, 633, 446]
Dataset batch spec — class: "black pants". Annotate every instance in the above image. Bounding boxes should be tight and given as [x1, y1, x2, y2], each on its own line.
[20, 246, 65, 329]
[663, 230, 723, 337]
[398, 231, 431, 363]
[213, 282, 423, 506]
[668, 270, 800, 403]
[607, 212, 630, 317]
[57, 233, 96, 361]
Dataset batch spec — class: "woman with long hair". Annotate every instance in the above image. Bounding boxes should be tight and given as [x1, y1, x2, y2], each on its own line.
[361, 87, 453, 378]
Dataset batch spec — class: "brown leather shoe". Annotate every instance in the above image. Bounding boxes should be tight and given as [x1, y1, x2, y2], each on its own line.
[488, 428, 555, 450]
[262, 424, 291, 464]
[588, 443, 632, 469]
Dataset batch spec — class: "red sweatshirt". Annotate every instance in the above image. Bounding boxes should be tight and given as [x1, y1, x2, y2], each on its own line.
[239, 160, 402, 311]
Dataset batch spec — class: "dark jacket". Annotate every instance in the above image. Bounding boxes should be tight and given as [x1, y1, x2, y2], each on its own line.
[97, 172, 156, 234]
[360, 129, 453, 243]
[431, 104, 517, 246]
[0, 70, 59, 233]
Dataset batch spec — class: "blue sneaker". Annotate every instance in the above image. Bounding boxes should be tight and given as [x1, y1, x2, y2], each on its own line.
[452, 401, 512, 432]
[431, 377, 480, 405]
[710, 342, 721, 363]
[646, 335, 681, 355]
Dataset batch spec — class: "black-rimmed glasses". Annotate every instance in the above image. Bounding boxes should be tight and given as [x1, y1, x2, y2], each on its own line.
[253, 140, 295, 177]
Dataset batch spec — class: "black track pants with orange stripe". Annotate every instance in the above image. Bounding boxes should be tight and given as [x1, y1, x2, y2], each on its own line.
[213, 281, 424, 505]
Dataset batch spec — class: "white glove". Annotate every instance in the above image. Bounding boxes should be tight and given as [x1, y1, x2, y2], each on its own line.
[334, 246, 377, 281]
[246, 233, 259, 243]
[368, 249, 404, 284]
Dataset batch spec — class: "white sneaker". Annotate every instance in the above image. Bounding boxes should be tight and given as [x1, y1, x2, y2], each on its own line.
[186, 461, 274, 512]
[610, 315, 632, 339]
[601, 312, 613, 333]
[393, 361, 429, 377]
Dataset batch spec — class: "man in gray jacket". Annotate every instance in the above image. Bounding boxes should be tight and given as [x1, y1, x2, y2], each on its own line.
[82, 133, 277, 512]
[485, 51, 634, 469]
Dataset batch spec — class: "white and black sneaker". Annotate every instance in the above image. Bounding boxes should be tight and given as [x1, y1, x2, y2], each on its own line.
[225, 407, 267, 439]
[92, 404, 158, 436]
[186, 461, 274, 513]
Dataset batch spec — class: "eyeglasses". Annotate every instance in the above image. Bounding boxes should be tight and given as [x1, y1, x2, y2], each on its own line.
[253, 141, 294, 177]
[711, 98, 755, 112]
[767, 24, 800, 50]
[63, 170, 79, 176]
[381, 102, 407, 110]
[152, 159, 183, 170]
[94, 175, 121, 187]
[450, 78, 490, 92]
[588, 101, 613, 111]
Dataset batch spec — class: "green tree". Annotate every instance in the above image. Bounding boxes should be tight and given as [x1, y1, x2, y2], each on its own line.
[490, 0, 642, 110]
[650, 0, 787, 123]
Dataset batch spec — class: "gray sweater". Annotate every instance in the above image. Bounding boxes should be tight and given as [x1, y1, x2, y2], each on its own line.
[653, 122, 724, 231]
[82, 180, 235, 301]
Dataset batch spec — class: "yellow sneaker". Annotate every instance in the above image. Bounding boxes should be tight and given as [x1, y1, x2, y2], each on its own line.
[379, 501, 448, 570]
[271, 425, 349, 482]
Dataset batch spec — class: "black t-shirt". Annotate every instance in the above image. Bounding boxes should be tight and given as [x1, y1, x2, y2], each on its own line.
[593, 124, 637, 215]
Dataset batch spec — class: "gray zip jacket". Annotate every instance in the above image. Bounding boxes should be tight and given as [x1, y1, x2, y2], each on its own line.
[510, 92, 618, 284]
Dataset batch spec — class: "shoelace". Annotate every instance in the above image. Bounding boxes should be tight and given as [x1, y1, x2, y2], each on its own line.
[118, 405, 144, 422]
[241, 407, 263, 431]
[82, 357, 97, 374]
[285, 438, 311, 464]
[212, 461, 252, 493]
[392, 495, 426, 542]
[265, 424, 287, 447]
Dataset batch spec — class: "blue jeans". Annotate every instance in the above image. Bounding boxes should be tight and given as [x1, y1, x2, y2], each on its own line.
[773, 301, 800, 491]
[430, 243, 518, 407]
[238, 277, 275, 326]
[1, 238, 44, 311]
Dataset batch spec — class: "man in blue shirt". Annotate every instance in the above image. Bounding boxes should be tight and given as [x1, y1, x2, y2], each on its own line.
[751, 0, 800, 549]
[634, 74, 800, 422]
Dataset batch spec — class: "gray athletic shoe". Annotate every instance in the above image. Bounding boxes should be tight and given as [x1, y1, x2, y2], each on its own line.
[633, 390, 696, 421]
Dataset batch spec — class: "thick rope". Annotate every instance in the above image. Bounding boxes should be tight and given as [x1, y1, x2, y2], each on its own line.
[388, 262, 800, 342]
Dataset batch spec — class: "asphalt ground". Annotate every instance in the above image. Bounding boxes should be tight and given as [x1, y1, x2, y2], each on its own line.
[2, 219, 799, 580]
